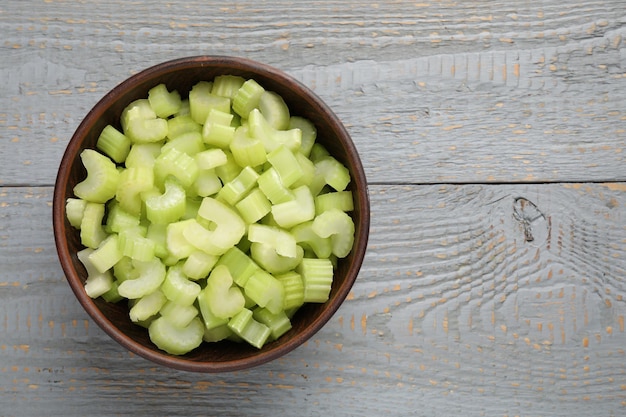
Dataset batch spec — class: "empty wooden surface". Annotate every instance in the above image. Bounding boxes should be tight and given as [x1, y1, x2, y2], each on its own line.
[1, 1, 625, 416]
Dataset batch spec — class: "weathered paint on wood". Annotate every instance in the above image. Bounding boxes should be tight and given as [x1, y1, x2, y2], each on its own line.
[1, 0, 626, 416]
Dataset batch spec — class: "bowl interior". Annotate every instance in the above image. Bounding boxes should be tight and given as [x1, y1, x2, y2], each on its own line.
[53, 56, 369, 372]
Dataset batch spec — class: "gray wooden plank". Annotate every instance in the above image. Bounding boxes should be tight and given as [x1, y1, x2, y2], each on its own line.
[1, 0, 625, 186]
[2, 183, 625, 416]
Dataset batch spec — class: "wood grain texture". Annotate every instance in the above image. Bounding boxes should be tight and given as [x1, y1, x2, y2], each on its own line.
[2, 0, 626, 415]
[2, 184, 626, 416]
[1, 0, 624, 185]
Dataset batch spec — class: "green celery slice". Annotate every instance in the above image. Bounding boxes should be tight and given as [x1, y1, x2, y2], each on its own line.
[202, 108, 235, 148]
[88, 234, 123, 274]
[235, 187, 271, 224]
[161, 131, 204, 156]
[73, 149, 120, 204]
[232, 78, 265, 118]
[214, 246, 261, 287]
[258, 90, 290, 130]
[165, 219, 197, 261]
[257, 167, 294, 205]
[229, 125, 267, 168]
[84, 270, 114, 299]
[315, 190, 354, 215]
[217, 165, 259, 206]
[211, 74, 246, 99]
[148, 83, 182, 118]
[193, 169, 222, 197]
[250, 241, 304, 275]
[227, 308, 271, 349]
[160, 264, 201, 306]
[148, 316, 204, 355]
[248, 108, 301, 153]
[129, 289, 167, 322]
[312, 208, 355, 258]
[96, 125, 131, 164]
[247, 223, 297, 258]
[244, 269, 285, 315]
[159, 300, 199, 328]
[154, 147, 199, 189]
[203, 265, 246, 319]
[290, 220, 332, 259]
[289, 116, 317, 157]
[65, 198, 86, 229]
[167, 114, 202, 139]
[271, 184, 315, 229]
[275, 271, 305, 311]
[266, 145, 303, 188]
[182, 250, 219, 280]
[145, 178, 186, 225]
[195, 148, 228, 170]
[115, 165, 154, 216]
[297, 258, 334, 303]
[80, 202, 107, 249]
[253, 307, 292, 341]
[189, 81, 231, 125]
[117, 258, 166, 299]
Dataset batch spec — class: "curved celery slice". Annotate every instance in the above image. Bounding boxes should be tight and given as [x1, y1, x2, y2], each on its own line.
[118, 227, 155, 262]
[161, 131, 204, 156]
[202, 108, 235, 148]
[84, 270, 114, 299]
[66, 198, 86, 229]
[297, 258, 334, 303]
[310, 156, 351, 196]
[271, 184, 315, 229]
[289, 116, 317, 157]
[248, 108, 301, 153]
[203, 265, 245, 319]
[290, 220, 332, 259]
[217, 165, 259, 206]
[312, 209, 355, 258]
[253, 307, 292, 341]
[267, 145, 303, 187]
[165, 219, 197, 260]
[96, 125, 131, 164]
[247, 223, 297, 258]
[124, 143, 161, 169]
[229, 125, 267, 168]
[235, 187, 271, 224]
[257, 167, 294, 205]
[258, 90, 290, 130]
[117, 258, 166, 299]
[195, 148, 227, 170]
[145, 178, 186, 225]
[182, 250, 219, 280]
[115, 165, 154, 216]
[211, 74, 246, 99]
[148, 83, 181, 118]
[232, 78, 265, 118]
[228, 308, 271, 349]
[315, 190, 354, 215]
[105, 201, 140, 234]
[148, 316, 204, 355]
[121, 99, 156, 132]
[214, 246, 260, 287]
[160, 264, 201, 306]
[154, 147, 199, 189]
[250, 241, 304, 275]
[193, 169, 222, 198]
[190, 197, 246, 254]
[244, 269, 285, 315]
[73, 149, 120, 204]
[129, 289, 167, 322]
[167, 114, 202, 139]
[88, 234, 123, 274]
[80, 202, 107, 249]
[189, 81, 231, 125]
[159, 300, 199, 328]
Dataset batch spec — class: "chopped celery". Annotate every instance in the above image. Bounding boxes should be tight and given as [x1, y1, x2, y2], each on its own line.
[105, 201, 140, 234]
[235, 187, 271, 224]
[202, 108, 235, 148]
[145, 178, 186, 225]
[154, 147, 199, 189]
[230, 125, 267, 168]
[228, 308, 271, 349]
[129, 289, 167, 322]
[310, 156, 351, 195]
[84, 270, 114, 299]
[275, 271, 305, 311]
[167, 114, 202, 139]
[80, 202, 107, 249]
[315, 190, 354, 215]
[267, 145, 303, 187]
[96, 125, 131, 163]
[212, 74, 246, 99]
[244, 269, 285, 315]
[312, 208, 355, 258]
[271, 184, 315, 229]
[289, 116, 317, 157]
[217, 165, 259, 206]
[159, 300, 199, 328]
[115, 165, 154, 216]
[257, 167, 294, 205]
[203, 265, 245, 319]
[160, 264, 201, 306]
[247, 223, 297, 258]
[297, 258, 334, 303]
[193, 169, 222, 197]
[73, 149, 120, 204]
[232, 78, 265, 118]
[258, 90, 290, 130]
[291, 220, 332, 259]
[248, 108, 302, 153]
[250, 241, 304, 275]
[124, 143, 161, 169]
[214, 246, 260, 287]
[253, 307, 292, 341]
[148, 83, 182, 118]
[117, 258, 166, 299]
[66, 198, 86, 229]
[88, 234, 123, 274]
[166, 219, 197, 260]
[118, 227, 156, 262]
[195, 148, 227, 170]
[182, 250, 219, 280]
[189, 81, 231, 124]
[161, 131, 204, 156]
[148, 316, 204, 355]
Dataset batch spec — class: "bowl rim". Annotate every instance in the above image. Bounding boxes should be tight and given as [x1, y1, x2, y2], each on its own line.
[52, 55, 370, 372]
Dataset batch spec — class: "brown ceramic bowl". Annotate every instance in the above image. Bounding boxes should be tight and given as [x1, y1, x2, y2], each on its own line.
[52, 56, 370, 372]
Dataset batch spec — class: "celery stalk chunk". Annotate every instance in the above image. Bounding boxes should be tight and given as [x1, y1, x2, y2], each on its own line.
[161, 131, 204, 156]
[248, 108, 302, 153]
[115, 165, 154, 216]
[310, 156, 351, 196]
[312, 209, 355, 258]
[166, 219, 197, 260]
[235, 188, 271, 224]
[148, 316, 204, 355]
[267, 145, 303, 187]
[244, 270, 285, 315]
[161, 265, 201, 306]
[229, 126, 267, 168]
[211, 74, 246, 99]
[232, 78, 265, 118]
[117, 258, 166, 299]
[148, 83, 182, 118]
[204, 265, 245, 319]
[291, 220, 332, 259]
[189, 82, 231, 125]
[159, 300, 199, 328]
[182, 250, 219, 280]
[185, 197, 246, 255]
[289, 116, 317, 157]
[271, 184, 315, 229]
[84, 270, 114, 299]
[247, 224, 297, 258]
[66, 198, 86, 229]
[145, 178, 186, 225]
[214, 246, 261, 287]
[80, 202, 107, 249]
[275, 271, 305, 311]
[88, 234, 123, 274]
[257, 167, 294, 205]
[217, 165, 259, 206]
[154, 147, 199, 189]
[258, 90, 290, 130]
[73, 149, 120, 204]
[202, 109, 235, 148]
[315, 190, 354, 215]
[250, 242, 304, 275]
[195, 148, 228, 170]
[197, 288, 229, 332]
[253, 307, 292, 341]
[96, 125, 131, 164]
[129, 289, 167, 322]
[297, 258, 334, 303]
[228, 308, 271, 349]
[167, 114, 202, 139]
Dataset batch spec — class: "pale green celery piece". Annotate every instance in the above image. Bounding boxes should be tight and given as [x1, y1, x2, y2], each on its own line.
[257, 167, 294, 205]
[148, 316, 204, 355]
[73, 149, 120, 204]
[202, 108, 236, 148]
[167, 114, 202, 139]
[297, 257, 334, 303]
[229, 125, 267, 168]
[121, 99, 156, 132]
[84, 270, 114, 299]
[77, 248, 101, 277]
[312, 208, 355, 258]
[160, 264, 201, 306]
[129, 289, 167, 322]
[250, 241, 304, 275]
[214, 246, 260, 287]
[161, 131, 205, 156]
[267, 145, 303, 187]
[217, 165, 259, 206]
[247, 223, 297, 258]
[96, 125, 131, 163]
[258, 90, 290, 130]
[315, 190, 354, 215]
[80, 202, 107, 249]
[215, 149, 242, 184]
[275, 271, 305, 311]
[101, 280, 123, 303]
[166, 219, 197, 260]
[244, 269, 285, 315]
[148, 83, 182, 118]
[105, 201, 140, 234]
[232, 78, 265, 118]
[117, 258, 166, 299]
[88, 234, 123, 274]
[197, 287, 229, 331]
[309, 156, 351, 196]
[271, 184, 315, 229]
[115, 165, 154, 216]
[193, 169, 222, 198]
[113, 256, 139, 282]
[146, 223, 169, 259]
[125, 117, 169, 144]
[191, 197, 246, 254]
[124, 142, 162, 169]
[248, 108, 302, 153]
[118, 226, 156, 262]
[159, 300, 199, 328]
[203, 323, 234, 343]
[253, 307, 292, 341]
[227, 308, 271, 349]
[189, 81, 230, 124]
[145, 178, 186, 225]
[290, 220, 332, 259]
[195, 148, 228, 170]
[308, 143, 330, 163]
[203, 265, 245, 319]
[289, 116, 317, 157]
[211, 74, 246, 99]
[182, 250, 219, 280]
[290, 151, 316, 188]
[66, 198, 86, 229]
[154, 147, 199, 189]
[235, 187, 271, 224]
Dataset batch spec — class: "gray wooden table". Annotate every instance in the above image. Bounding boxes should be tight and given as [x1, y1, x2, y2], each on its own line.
[2, 1, 625, 416]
